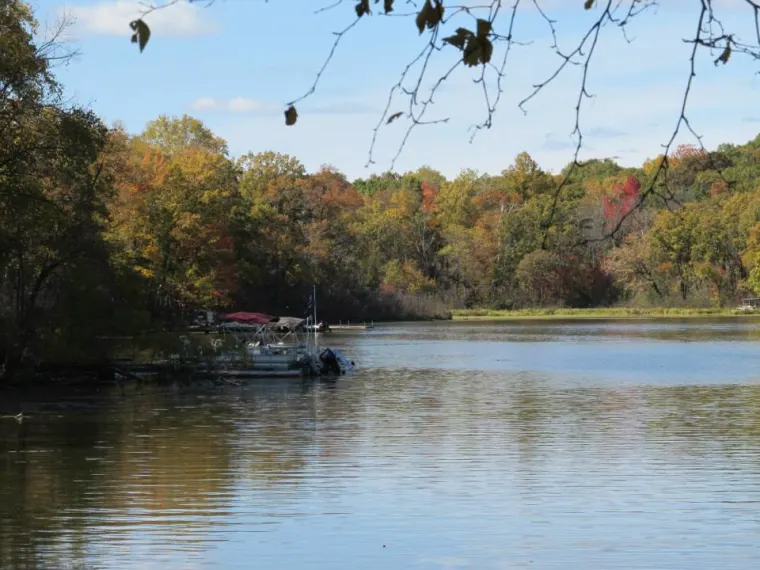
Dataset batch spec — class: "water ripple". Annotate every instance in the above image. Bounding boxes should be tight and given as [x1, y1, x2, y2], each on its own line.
[2, 321, 760, 568]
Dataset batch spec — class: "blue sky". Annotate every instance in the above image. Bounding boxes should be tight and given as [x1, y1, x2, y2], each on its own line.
[30, 0, 760, 179]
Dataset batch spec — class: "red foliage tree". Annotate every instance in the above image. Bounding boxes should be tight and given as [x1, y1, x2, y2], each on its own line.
[671, 144, 705, 162]
[601, 175, 640, 229]
[421, 180, 439, 213]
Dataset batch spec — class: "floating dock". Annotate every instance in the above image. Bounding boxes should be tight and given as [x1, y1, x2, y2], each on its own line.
[331, 321, 374, 331]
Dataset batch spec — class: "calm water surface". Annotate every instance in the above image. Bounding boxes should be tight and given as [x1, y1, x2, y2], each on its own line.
[3, 319, 760, 569]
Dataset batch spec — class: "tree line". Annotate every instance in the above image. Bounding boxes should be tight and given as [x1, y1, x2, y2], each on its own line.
[4, 0, 760, 378]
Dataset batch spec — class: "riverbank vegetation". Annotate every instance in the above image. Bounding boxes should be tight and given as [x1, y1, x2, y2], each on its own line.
[452, 308, 760, 321]
[5, 0, 760, 379]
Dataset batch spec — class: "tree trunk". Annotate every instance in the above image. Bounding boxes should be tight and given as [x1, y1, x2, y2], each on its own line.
[0, 346, 22, 382]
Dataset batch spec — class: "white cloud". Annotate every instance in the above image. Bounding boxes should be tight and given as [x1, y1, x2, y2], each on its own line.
[189, 96, 218, 111]
[188, 96, 378, 116]
[187, 97, 280, 113]
[211, 61, 760, 180]
[227, 97, 278, 113]
[64, 0, 216, 37]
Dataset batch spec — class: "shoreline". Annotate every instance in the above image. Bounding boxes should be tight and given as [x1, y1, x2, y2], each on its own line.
[450, 308, 760, 321]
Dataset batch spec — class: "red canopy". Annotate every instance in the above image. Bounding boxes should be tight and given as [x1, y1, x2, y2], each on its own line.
[221, 312, 275, 325]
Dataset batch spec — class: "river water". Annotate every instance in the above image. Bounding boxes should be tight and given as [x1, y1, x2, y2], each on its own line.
[3, 319, 760, 569]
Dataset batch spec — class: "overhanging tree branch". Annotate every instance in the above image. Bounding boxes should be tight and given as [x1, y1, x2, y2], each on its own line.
[129, 0, 760, 242]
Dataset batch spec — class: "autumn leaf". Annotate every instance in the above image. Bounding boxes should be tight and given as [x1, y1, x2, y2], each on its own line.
[355, 0, 370, 17]
[444, 25, 493, 66]
[384, 0, 394, 13]
[715, 44, 732, 65]
[415, 0, 431, 33]
[285, 105, 298, 126]
[387, 112, 403, 124]
[416, 0, 444, 34]
[462, 44, 477, 66]
[129, 19, 151, 53]
[476, 18, 491, 39]
[478, 38, 494, 66]
[463, 42, 481, 67]
[584, 0, 595, 8]
[443, 28, 472, 50]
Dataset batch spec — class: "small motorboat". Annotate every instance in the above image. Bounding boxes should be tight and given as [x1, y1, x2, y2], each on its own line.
[319, 348, 355, 376]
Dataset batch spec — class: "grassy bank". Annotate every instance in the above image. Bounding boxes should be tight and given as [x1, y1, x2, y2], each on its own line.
[451, 307, 760, 320]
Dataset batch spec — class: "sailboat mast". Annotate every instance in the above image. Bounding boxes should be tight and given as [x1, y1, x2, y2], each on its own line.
[313, 284, 317, 346]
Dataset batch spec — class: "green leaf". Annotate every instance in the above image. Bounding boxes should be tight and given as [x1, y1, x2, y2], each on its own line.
[584, 0, 595, 9]
[384, 0, 394, 13]
[129, 19, 151, 53]
[416, 0, 444, 34]
[715, 44, 731, 65]
[284, 105, 298, 126]
[355, 0, 370, 17]
[387, 112, 403, 124]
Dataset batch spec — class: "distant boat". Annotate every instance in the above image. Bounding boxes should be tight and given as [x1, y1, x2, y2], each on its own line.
[305, 321, 331, 333]
[207, 311, 351, 378]
[175, 291, 354, 378]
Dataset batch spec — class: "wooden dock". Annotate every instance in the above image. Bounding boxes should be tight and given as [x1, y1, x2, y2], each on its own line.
[331, 321, 374, 331]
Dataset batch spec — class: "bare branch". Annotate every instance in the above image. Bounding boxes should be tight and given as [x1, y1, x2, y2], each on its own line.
[531, 0, 558, 49]
[513, 0, 615, 248]
[600, 1, 709, 241]
[366, 40, 436, 167]
[746, 0, 760, 46]
[391, 59, 461, 169]
[315, 0, 346, 15]
[129, 0, 760, 243]
[286, 17, 363, 108]
[469, 0, 522, 142]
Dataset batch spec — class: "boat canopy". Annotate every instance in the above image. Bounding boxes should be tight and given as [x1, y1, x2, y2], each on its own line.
[221, 311, 275, 324]
[273, 316, 307, 331]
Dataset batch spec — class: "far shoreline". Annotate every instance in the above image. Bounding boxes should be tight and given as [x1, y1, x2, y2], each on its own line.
[450, 308, 760, 321]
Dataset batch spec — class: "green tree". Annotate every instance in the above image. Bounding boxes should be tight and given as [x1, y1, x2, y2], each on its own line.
[105, 127, 240, 318]
[237, 151, 306, 201]
[516, 250, 564, 306]
[140, 114, 228, 155]
[436, 169, 481, 228]
[648, 208, 699, 302]
[0, 1, 118, 378]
